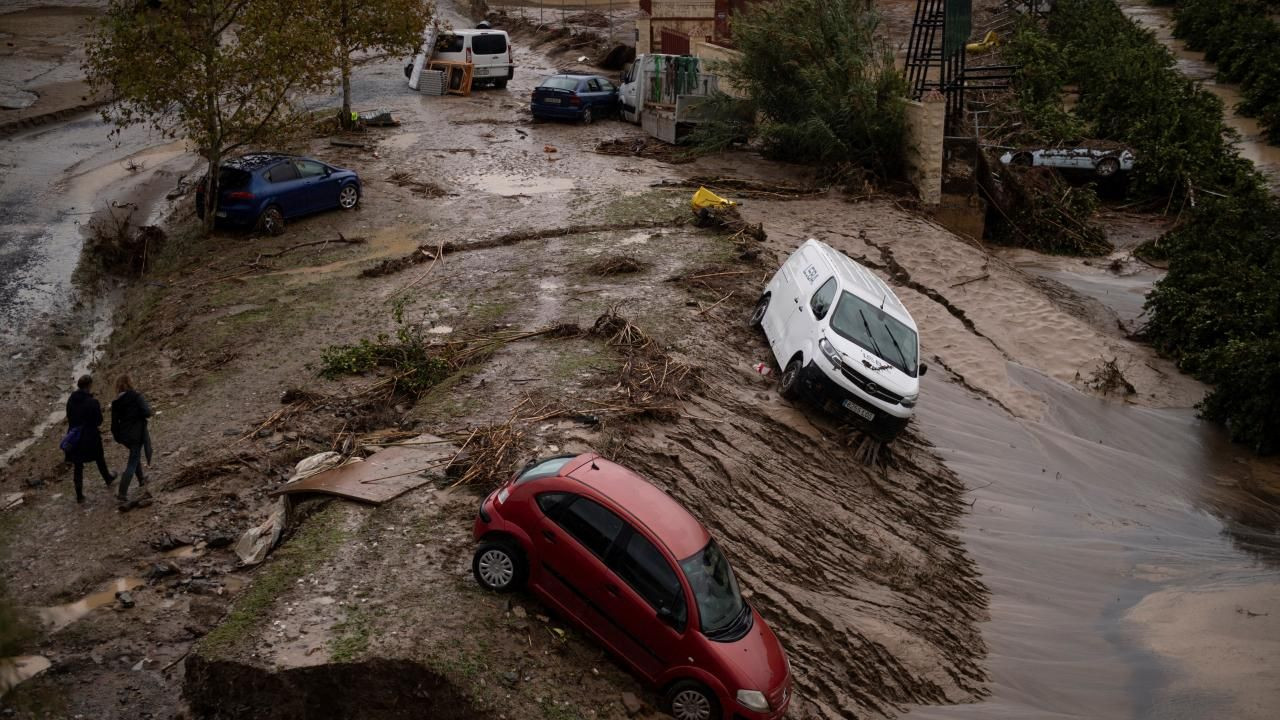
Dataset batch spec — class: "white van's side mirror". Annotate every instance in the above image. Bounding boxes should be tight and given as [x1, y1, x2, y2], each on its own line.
[919, 363, 928, 376]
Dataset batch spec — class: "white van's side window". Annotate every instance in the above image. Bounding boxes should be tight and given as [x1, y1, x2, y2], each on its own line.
[810, 278, 837, 320]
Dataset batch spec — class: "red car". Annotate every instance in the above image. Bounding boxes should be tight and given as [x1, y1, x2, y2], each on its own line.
[473, 454, 792, 720]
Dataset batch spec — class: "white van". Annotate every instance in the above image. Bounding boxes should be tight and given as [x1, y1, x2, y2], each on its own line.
[751, 238, 926, 439]
[434, 29, 514, 88]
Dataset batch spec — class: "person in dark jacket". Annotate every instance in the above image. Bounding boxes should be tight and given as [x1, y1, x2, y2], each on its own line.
[64, 374, 115, 503]
[110, 374, 152, 504]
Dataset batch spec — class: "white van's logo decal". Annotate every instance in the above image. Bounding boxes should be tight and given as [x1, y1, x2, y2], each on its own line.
[802, 265, 818, 282]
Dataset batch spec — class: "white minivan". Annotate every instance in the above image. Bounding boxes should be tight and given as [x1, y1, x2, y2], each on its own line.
[751, 238, 926, 439]
[435, 29, 514, 88]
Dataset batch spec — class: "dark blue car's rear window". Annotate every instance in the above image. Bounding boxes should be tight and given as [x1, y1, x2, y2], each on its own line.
[218, 168, 250, 190]
[539, 77, 579, 91]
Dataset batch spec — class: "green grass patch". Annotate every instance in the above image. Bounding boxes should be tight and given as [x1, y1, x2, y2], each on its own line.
[198, 505, 348, 658]
[328, 605, 373, 662]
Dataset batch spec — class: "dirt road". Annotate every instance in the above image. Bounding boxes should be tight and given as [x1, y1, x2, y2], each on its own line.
[1, 2, 1278, 719]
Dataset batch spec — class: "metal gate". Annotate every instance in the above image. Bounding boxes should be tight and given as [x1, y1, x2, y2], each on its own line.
[660, 28, 691, 56]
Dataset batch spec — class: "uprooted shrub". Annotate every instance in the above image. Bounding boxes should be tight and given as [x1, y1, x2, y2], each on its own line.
[983, 165, 1111, 255]
[85, 204, 166, 276]
[688, 0, 907, 179]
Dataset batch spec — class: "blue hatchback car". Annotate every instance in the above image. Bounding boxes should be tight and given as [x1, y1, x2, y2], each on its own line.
[195, 153, 361, 235]
[531, 74, 618, 124]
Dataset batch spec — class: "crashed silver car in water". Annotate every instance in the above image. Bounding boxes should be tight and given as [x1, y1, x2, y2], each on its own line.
[999, 145, 1135, 178]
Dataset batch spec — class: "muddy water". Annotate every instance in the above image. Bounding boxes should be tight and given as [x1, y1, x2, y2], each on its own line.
[0, 655, 50, 697]
[905, 365, 1280, 719]
[1116, 0, 1280, 186]
[36, 577, 144, 632]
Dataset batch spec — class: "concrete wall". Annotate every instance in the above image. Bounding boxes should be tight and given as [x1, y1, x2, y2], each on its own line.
[691, 40, 744, 97]
[903, 93, 945, 206]
[645, 0, 716, 53]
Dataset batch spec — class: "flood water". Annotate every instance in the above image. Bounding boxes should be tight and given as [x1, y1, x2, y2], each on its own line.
[1116, 0, 1280, 187]
[36, 576, 144, 633]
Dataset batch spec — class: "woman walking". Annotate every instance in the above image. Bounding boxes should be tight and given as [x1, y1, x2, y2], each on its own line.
[110, 374, 152, 505]
[63, 375, 114, 504]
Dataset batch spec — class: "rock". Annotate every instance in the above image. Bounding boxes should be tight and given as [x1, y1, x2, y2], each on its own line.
[500, 671, 519, 687]
[621, 693, 643, 716]
[148, 562, 179, 579]
[116, 591, 135, 609]
[205, 532, 235, 549]
[512, 606, 527, 619]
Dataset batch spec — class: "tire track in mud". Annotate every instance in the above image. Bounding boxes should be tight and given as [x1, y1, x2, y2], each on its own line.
[614, 320, 989, 718]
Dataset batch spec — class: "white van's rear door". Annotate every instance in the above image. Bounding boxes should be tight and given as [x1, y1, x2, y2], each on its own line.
[469, 32, 510, 79]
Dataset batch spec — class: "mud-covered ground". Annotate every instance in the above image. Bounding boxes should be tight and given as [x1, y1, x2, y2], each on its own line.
[3, 2, 1279, 720]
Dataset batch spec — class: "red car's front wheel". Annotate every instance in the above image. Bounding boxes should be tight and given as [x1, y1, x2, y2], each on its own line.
[472, 538, 527, 592]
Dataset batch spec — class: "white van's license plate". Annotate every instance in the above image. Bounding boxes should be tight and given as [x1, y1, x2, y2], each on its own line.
[842, 400, 874, 421]
[475, 68, 488, 76]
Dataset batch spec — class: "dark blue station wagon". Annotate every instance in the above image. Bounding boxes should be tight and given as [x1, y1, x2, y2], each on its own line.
[196, 153, 361, 235]
[531, 74, 619, 124]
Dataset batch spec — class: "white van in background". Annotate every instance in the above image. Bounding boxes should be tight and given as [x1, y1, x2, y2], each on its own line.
[751, 238, 926, 440]
[434, 29, 514, 88]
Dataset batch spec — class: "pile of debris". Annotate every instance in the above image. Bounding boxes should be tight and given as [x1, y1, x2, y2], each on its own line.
[387, 171, 448, 198]
[596, 136, 694, 164]
[86, 205, 166, 276]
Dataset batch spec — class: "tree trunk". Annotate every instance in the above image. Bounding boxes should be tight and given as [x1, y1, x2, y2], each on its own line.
[339, 0, 353, 130]
[340, 51, 353, 130]
[202, 151, 219, 235]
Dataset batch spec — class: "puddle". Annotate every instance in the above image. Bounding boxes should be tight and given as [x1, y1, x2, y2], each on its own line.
[164, 544, 204, 559]
[266, 223, 425, 279]
[37, 577, 145, 632]
[619, 231, 652, 246]
[0, 655, 51, 696]
[461, 171, 575, 196]
[1117, 0, 1280, 186]
[379, 132, 423, 153]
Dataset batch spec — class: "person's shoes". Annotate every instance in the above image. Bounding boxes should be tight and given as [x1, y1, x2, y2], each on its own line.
[76, 494, 85, 504]
[105, 472, 117, 487]
[137, 476, 146, 487]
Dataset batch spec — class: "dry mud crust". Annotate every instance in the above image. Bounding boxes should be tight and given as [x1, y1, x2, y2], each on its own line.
[184, 656, 480, 719]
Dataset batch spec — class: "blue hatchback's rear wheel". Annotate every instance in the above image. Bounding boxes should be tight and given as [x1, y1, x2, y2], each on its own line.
[339, 184, 360, 209]
[256, 206, 284, 236]
[582, 107, 594, 125]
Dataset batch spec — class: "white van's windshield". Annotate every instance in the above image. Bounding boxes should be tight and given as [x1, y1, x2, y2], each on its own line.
[829, 291, 919, 376]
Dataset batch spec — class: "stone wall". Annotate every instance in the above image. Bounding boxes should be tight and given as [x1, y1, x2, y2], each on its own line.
[903, 93, 945, 206]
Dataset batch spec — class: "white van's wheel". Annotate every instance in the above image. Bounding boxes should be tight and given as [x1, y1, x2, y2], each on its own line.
[779, 357, 803, 400]
[750, 295, 769, 329]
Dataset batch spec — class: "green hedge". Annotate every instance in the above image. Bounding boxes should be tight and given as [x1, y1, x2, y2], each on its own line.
[1006, 0, 1258, 196]
[1174, 0, 1280, 143]
[1007, 0, 1279, 452]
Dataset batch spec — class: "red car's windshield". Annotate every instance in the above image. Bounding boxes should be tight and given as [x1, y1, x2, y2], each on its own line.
[680, 539, 745, 636]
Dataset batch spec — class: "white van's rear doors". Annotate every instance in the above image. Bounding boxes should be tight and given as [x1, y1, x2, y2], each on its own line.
[468, 32, 509, 80]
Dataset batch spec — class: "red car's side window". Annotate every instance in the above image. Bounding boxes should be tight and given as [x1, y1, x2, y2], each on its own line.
[538, 492, 624, 559]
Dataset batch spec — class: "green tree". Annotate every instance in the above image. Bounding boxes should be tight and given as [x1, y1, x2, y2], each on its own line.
[325, 0, 434, 129]
[691, 0, 907, 178]
[85, 0, 337, 233]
